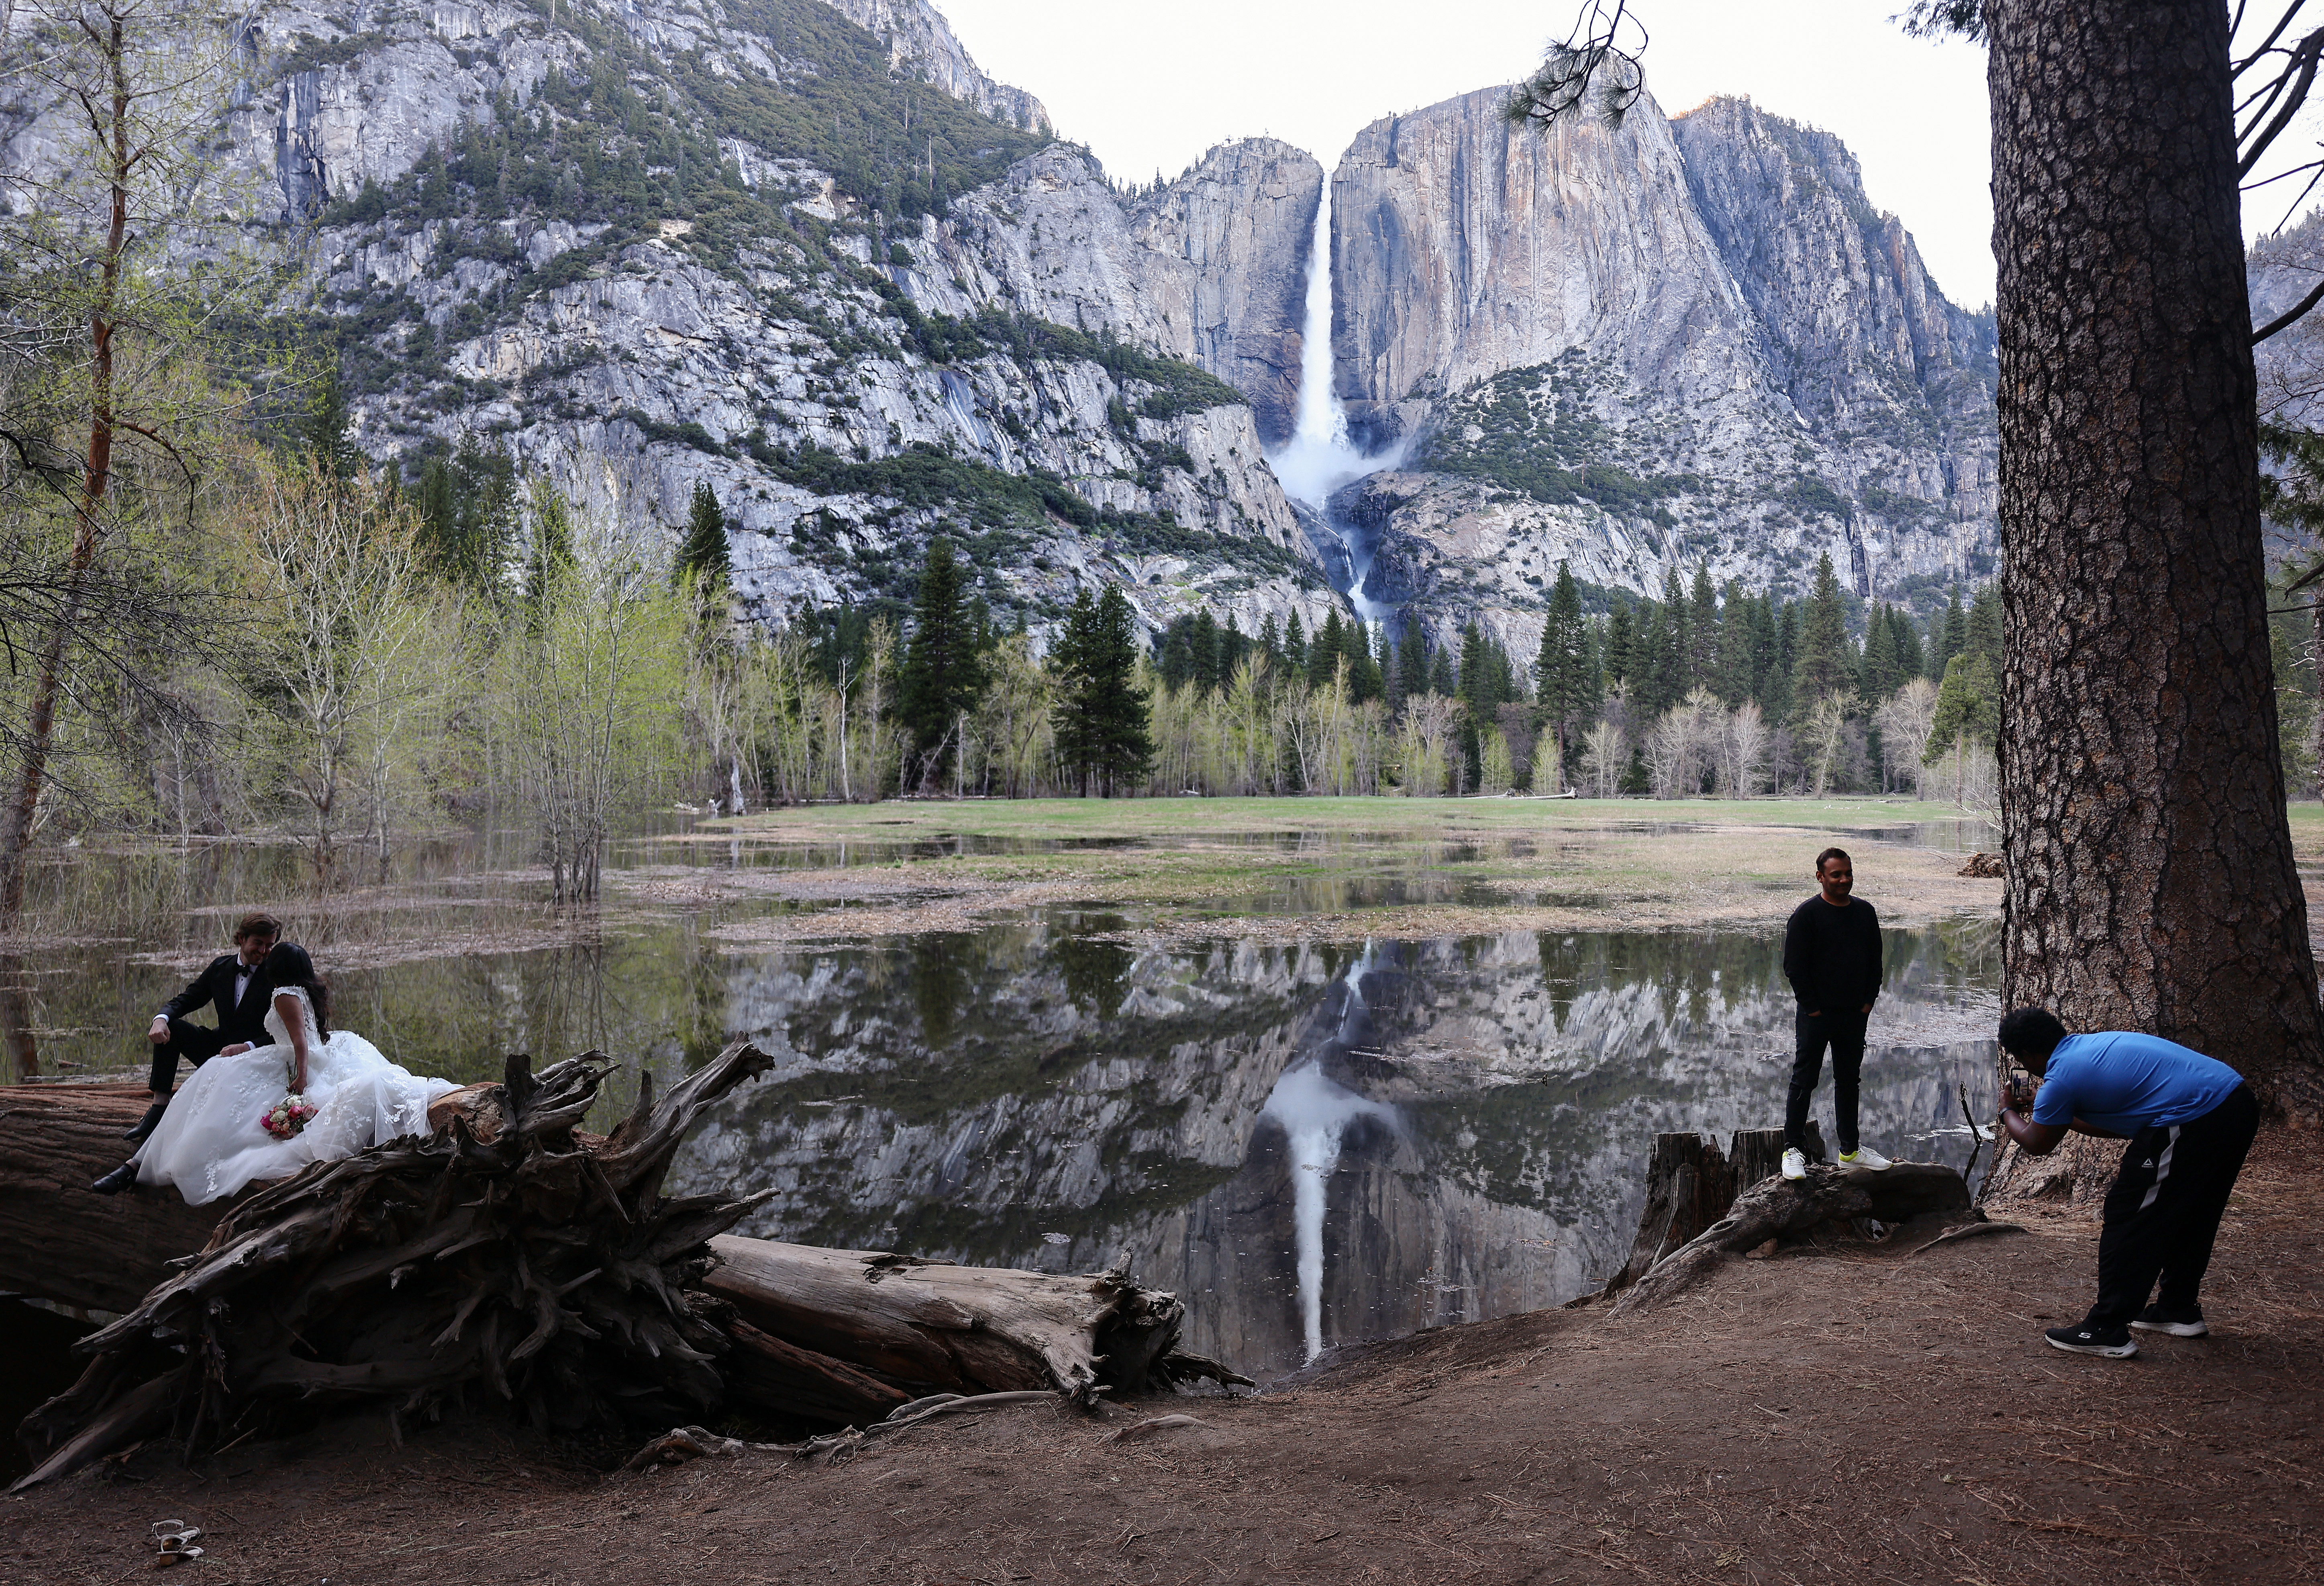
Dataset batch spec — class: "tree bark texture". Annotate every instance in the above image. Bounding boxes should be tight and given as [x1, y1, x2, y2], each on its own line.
[1989, 0, 2324, 1125]
[0, 1083, 243, 1312]
[1610, 1161, 1971, 1316]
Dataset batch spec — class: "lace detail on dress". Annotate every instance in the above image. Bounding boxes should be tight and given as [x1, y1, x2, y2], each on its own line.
[131, 989, 455, 1206]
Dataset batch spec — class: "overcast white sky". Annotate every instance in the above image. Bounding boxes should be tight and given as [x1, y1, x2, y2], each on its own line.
[936, 2, 2324, 315]
[939, 0, 2001, 308]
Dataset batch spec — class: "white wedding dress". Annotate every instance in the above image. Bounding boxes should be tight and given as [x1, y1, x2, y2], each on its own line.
[133, 985, 457, 1206]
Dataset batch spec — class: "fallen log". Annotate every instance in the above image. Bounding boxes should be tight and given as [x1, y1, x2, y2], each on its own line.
[1611, 1159, 1971, 1316]
[0, 1083, 245, 1313]
[702, 1237, 1240, 1406]
[14, 1045, 1242, 1490]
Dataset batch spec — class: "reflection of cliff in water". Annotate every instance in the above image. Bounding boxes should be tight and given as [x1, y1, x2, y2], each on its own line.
[671, 922, 1999, 1376]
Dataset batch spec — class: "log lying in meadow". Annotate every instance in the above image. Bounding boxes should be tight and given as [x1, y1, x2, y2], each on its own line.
[10, 1043, 1239, 1490]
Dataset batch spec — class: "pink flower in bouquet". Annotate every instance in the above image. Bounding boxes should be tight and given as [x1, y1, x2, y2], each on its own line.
[261, 1095, 317, 1140]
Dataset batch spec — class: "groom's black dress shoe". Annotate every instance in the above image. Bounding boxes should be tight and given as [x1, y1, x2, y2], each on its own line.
[90, 1162, 137, 1195]
[123, 1100, 167, 1144]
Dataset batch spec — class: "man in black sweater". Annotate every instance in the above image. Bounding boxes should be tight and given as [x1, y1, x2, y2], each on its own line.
[124, 911, 282, 1146]
[1779, 848, 1889, 1179]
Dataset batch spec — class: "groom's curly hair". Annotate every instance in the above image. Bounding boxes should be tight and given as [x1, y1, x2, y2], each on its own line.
[261, 942, 331, 1037]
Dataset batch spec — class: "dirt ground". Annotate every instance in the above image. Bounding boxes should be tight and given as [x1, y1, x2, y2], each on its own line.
[4, 1129, 2316, 1586]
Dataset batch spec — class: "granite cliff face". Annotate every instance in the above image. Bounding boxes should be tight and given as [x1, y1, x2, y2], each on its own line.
[816, 0, 1050, 133]
[3, 0, 2010, 652]
[0, 0, 1334, 644]
[1328, 88, 1998, 656]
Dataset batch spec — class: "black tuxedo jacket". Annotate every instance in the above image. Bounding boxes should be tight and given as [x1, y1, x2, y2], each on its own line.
[159, 954, 273, 1045]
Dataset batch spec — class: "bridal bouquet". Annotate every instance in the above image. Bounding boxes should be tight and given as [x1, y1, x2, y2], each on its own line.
[260, 1094, 317, 1140]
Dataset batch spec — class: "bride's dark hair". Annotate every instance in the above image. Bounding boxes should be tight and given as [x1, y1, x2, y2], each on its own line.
[261, 941, 331, 1037]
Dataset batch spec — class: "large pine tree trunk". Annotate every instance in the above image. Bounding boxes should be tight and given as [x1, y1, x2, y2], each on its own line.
[1989, 0, 2324, 1130]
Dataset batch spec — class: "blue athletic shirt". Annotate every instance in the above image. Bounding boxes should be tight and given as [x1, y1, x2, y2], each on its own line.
[2030, 1032, 2244, 1137]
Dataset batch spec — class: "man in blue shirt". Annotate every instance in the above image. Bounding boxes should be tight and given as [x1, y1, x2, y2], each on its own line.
[1996, 1007, 2260, 1358]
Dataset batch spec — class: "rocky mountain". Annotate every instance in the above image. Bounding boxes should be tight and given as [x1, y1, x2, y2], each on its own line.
[815, 0, 1050, 133]
[2, 0, 2005, 653]
[0, 0, 1338, 643]
[1330, 88, 1999, 656]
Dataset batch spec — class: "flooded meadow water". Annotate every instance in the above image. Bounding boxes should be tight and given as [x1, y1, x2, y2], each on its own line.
[2, 809, 2002, 1379]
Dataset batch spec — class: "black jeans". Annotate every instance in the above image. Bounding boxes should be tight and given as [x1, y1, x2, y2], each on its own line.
[146, 1016, 229, 1097]
[1787, 1006, 1868, 1157]
[2087, 1083, 2260, 1328]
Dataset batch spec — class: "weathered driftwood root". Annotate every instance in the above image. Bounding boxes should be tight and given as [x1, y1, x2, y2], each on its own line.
[14, 1043, 1248, 1491]
[0, 1083, 247, 1312]
[1610, 1160, 1970, 1316]
[700, 1236, 1249, 1417]
[13, 1041, 780, 1490]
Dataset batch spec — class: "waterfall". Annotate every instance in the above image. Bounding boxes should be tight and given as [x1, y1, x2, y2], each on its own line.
[1267, 181, 1406, 624]
[1257, 946, 1398, 1365]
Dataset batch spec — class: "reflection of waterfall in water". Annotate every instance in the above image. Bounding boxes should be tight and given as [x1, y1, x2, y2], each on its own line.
[1266, 184, 1407, 625]
[1258, 949, 1398, 1364]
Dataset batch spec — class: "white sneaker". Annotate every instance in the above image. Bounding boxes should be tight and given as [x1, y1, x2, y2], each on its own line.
[1781, 1147, 1807, 1180]
[1838, 1147, 1893, 1171]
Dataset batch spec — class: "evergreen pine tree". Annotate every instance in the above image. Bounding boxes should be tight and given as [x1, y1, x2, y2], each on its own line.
[1429, 645, 1457, 698]
[305, 366, 361, 482]
[897, 537, 988, 790]
[1309, 610, 1346, 691]
[1536, 563, 1592, 757]
[1792, 552, 1853, 712]
[1191, 611, 1222, 694]
[1604, 602, 1635, 688]
[1648, 598, 1689, 717]
[1660, 568, 1691, 696]
[1342, 617, 1381, 704]
[1259, 612, 1280, 661]
[1711, 581, 1749, 705]
[1767, 601, 1799, 722]
[1937, 585, 1968, 678]
[1859, 605, 1903, 702]
[1966, 584, 2003, 670]
[1284, 611, 1307, 671]
[675, 480, 734, 596]
[1687, 561, 1719, 683]
[1748, 594, 1779, 708]
[1893, 604, 1925, 680]
[1400, 614, 1429, 698]
[1157, 619, 1196, 692]
[1053, 585, 1154, 796]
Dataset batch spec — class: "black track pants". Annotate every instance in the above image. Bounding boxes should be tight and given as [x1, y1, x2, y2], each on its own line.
[1787, 1006, 1868, 1157]
[2087, 1084, 2260, 1328]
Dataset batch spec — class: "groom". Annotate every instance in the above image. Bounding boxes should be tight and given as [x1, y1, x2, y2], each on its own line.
[124, 911, 283, 1147]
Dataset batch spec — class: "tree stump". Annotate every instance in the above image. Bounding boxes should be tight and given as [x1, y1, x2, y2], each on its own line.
[1727, 1122, 1826, 1188]
[1611, 1160, 1971, 1316]
[1609, 1134, 1737, 1291]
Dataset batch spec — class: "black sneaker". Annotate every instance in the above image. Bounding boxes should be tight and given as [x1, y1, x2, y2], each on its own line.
[2129, 1304, 2208, 1338]
[2044, 1323, 2138, 1358]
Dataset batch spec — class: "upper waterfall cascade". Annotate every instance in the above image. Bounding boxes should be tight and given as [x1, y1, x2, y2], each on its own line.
[1265, 184, 1406, 624]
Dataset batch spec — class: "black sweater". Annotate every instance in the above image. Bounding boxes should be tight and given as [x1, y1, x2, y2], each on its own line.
[1782, 895, 1882, 1014]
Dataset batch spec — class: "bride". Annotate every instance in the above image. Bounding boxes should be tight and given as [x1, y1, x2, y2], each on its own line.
[112, 943, 457, 1206]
